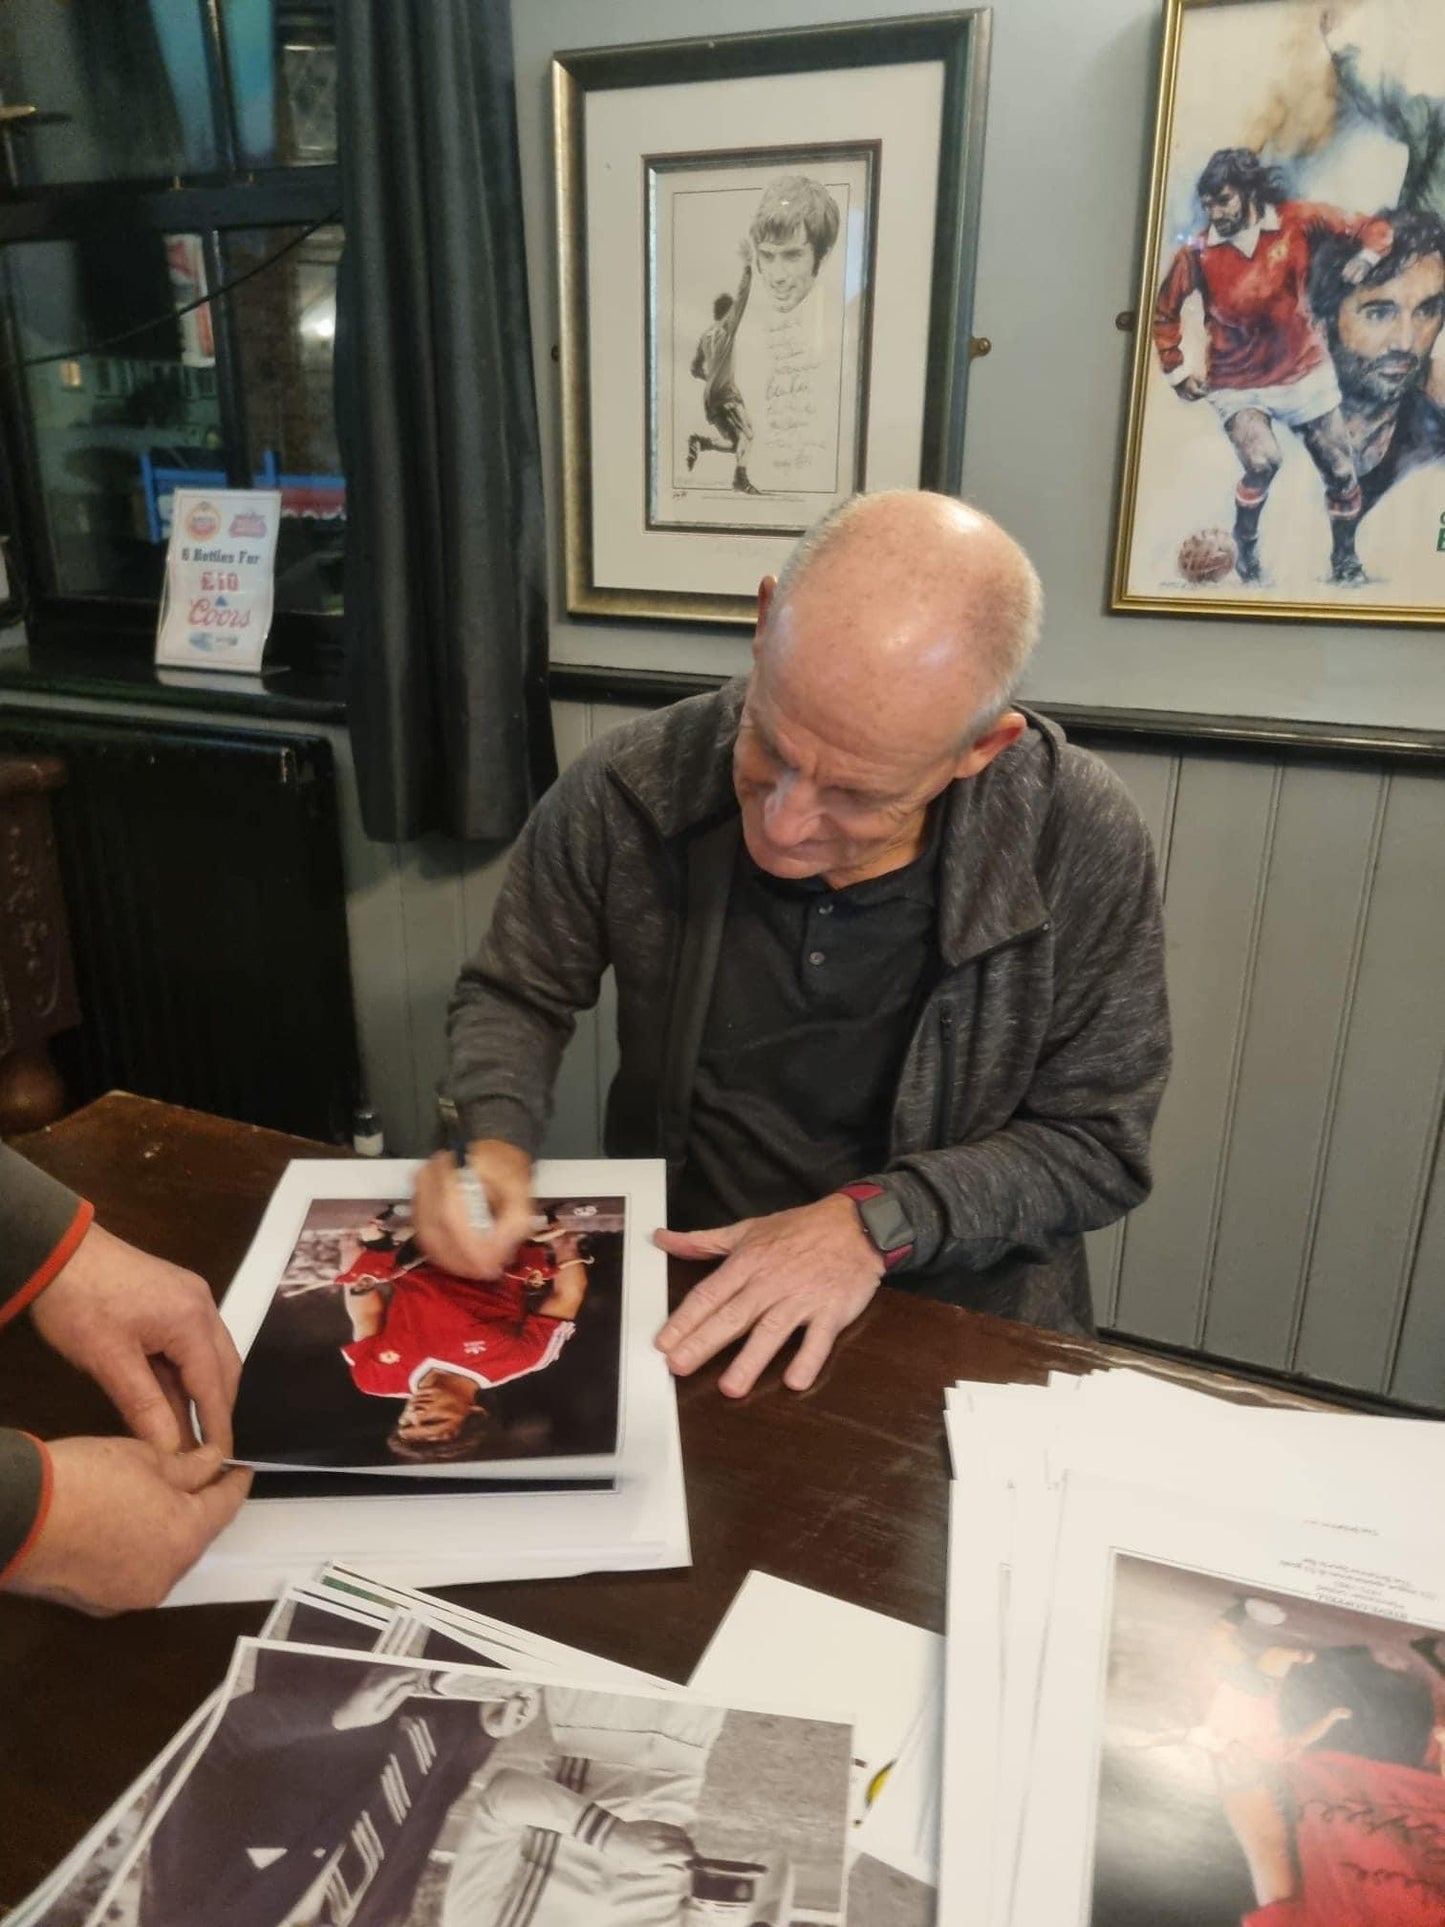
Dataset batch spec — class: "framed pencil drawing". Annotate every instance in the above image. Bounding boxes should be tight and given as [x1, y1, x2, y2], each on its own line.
[1113, 0, 1445, 626]
[554, 15, 991, 625]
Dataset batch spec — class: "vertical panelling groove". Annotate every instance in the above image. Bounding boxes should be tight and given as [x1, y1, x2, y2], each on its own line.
[1108, 751, 1183, 1329]
[1382, 1053, 1445, 1395]
[1194, 758, 1285, 1349]
[1285, 770, 1390, 1376]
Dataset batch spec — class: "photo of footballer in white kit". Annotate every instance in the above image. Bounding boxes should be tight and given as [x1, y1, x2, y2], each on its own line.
[90, 1643, 853, 1927]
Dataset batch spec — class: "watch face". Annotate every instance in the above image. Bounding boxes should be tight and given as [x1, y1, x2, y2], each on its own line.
[856, 1188, 914, 1257]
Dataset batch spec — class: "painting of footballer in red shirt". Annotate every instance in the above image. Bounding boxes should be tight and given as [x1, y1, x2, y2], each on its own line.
[1153, 146, 1393, 586]
[338, 1213, 592, 1463]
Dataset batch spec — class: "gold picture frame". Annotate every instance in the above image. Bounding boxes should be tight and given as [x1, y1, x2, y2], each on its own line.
[1112, 0, 1445, 627]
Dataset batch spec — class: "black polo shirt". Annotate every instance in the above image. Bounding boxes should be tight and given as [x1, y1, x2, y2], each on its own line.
[672, 808, 941, 1230]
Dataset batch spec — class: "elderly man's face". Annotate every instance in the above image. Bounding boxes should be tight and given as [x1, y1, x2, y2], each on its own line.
[1335, 253, 1445, 406]
[754, 224, 818, 313]
[733, 674, 964, 886]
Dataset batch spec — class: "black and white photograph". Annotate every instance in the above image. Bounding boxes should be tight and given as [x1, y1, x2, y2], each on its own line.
[1090, 1553, 1445, 1926]
[96, 1642, 853, 1927]
[648, 145, 876, 535]
[230, 1195, 627, 1476]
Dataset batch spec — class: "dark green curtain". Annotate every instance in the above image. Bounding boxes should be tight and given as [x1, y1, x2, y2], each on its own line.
[335, 0, 556, 844]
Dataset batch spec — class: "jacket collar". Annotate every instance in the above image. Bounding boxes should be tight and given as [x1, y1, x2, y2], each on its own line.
[603, 676, 1055, 967]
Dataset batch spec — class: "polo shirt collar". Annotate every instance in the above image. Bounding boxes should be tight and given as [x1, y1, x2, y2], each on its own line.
[1207, 203, 1280, 256]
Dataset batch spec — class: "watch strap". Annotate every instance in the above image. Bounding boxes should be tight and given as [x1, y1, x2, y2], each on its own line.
[836, 1181, 914, 1272]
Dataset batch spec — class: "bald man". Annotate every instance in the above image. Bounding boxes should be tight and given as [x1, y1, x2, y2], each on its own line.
[414, 492, 1170, 1395]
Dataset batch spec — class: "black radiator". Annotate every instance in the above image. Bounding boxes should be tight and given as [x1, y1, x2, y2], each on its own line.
[0, 713, 360, 1142]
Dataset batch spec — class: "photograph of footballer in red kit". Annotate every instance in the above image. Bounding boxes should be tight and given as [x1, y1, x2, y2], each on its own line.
[1088, 1554, 1445, 1927]
[229, 1196, 627, 1474]
[1115, 0, 1445, 625]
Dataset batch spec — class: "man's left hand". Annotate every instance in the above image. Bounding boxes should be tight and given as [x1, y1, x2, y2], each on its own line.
[30, 1220, 242, 1456]
[653, 1196, 884, 1397]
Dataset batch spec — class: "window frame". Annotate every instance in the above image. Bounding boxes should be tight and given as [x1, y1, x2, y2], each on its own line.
[0, 0, 341, 656]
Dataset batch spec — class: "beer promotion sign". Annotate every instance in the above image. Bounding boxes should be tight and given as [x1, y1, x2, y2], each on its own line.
[155, 488, 282, 673]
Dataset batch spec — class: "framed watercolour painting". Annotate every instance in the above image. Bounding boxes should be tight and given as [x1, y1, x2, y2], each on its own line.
[1113, 0, 1445, 626]
[554, 15, 991, 624]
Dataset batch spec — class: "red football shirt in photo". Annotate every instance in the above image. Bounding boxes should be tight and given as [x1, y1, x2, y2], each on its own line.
[1241, 1750, 1445, 1927]
[338, 1249, 573, 1396]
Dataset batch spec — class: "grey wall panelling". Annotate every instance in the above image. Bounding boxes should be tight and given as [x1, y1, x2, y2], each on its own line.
[1201, 762, 1389, 1368]
[1393, 1128, 1445, 1409]
[1110, 754, 1281, 1349]
[1292, 770, 1445, 1393]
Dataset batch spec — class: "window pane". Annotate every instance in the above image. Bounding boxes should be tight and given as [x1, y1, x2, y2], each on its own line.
[6, 234, 225, 599]
[225, 224, 345, 614]
[222, 1, 336, 168]
[0, 3, 219, 186]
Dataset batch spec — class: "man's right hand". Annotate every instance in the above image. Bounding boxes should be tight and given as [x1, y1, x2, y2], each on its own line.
[412, 1141, 537, 1280]
[5, 1436, 251, 1615]
[1175, 375, 1209, 401]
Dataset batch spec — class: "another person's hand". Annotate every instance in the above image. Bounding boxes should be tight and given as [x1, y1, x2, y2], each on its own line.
[1175, 375, 1209, 401]
[654, 1195, 885, 1397]
[1342, 248, 1378, 286]
[604, 1818, 695, 1874]
[412, 1141, 537, 1280]
[30, 1221, 241, 1455]
[5, 1436, 251, 1615]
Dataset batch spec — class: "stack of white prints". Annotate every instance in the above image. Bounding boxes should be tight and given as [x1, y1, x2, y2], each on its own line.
[9, 1568, 856, 1927]
[938, 1367, 1445, 1927]
[169, 1157, 687, 1604]
[692, 1571, 944, 1926]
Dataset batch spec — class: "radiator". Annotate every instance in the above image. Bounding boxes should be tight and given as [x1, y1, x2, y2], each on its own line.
[0, 713, 359, 1142]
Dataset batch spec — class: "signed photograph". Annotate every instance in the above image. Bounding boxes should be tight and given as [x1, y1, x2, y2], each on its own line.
[1115, 0, 1445, 622]
[96, 1643, 853, 1927]
[648, 144, 877, 535]
[1088, 1554, 1445, 1925]
[230, 1195, 626, 1477]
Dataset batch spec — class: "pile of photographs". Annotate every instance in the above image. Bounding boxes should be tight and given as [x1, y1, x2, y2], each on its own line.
[167, 1156, 688, 1604]
[938, 1367, 1445, 1927]
[11, 1565, 942, 1927]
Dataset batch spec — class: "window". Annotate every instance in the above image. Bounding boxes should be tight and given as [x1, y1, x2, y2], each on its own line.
[0, 1, 341, 639]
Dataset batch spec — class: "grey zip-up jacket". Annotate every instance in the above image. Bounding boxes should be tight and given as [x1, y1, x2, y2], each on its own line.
[448, 681, 1170, 1333]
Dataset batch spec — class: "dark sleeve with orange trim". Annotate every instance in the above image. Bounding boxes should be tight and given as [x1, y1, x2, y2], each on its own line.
[0, 1141, 93, 1327]
[0, 1142, 91, 1580]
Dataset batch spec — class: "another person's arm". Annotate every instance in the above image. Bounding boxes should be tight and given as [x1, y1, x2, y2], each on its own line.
[0, 1143, 250, 1613]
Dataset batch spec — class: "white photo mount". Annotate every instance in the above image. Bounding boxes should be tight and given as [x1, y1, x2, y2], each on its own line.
[155, 487, 282, 672]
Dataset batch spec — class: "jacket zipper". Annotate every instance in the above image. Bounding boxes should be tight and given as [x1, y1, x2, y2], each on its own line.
[931, 1003, 956, 1148]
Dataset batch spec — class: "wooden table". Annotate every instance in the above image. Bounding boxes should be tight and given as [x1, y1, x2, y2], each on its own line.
[0, 1093, 1316, 1905]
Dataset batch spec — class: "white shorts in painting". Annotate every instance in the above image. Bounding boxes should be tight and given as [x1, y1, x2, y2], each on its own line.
[1207, 358, 1342, 430]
